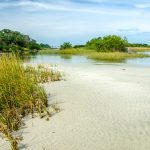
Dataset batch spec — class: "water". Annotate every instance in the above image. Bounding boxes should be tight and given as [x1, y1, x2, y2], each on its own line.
[126, 52, 150, 67]
[24, 55, 95, 64]
[24, 52, 150, 67]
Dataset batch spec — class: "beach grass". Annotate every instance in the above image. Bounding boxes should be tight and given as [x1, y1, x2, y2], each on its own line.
[0, 55, 61, 150]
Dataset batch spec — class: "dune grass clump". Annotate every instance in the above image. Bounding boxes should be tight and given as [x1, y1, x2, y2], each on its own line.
[0, 55, 61, 150]
[25, 64, 61, 83]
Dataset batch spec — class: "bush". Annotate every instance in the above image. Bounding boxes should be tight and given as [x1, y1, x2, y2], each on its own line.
[60, 42, 72, 50]
[86, 35, 128, 52]
[73, 45, 85, 48]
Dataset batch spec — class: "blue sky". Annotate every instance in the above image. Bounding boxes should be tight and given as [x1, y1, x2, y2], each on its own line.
[0, 0, 150, 46]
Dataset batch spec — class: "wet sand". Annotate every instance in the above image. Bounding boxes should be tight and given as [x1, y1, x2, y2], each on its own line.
[1, 63, 150, 150]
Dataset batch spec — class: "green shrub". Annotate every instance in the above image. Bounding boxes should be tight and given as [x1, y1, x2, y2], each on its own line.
[86, 35, 128, 52]
[60, 42, 72, 50]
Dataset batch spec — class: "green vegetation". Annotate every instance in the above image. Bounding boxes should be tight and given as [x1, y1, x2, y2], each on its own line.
[128, 47, 150, 52]
[0, 55, 61, 150]
[52, 35, 149, 61]
[40, 43, 51, 49]
[60, 42, 72, 50]
[73, 45, 85, 48]
[58, 48, 93, 55]
[88, 52, 148, 61]
[86, 35, 128, 52]
[0, 28, 148, 61]
[128, 43, 150, 48]
[38, 48, 59, 55]
[25, 65, 61, 83]
[0, 29, 51, 52]
[41, 47, 147, 61]
[0, 29, 40, 52]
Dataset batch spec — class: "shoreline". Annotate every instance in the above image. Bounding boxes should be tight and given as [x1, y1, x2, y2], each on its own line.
[1, 63, 150, 150]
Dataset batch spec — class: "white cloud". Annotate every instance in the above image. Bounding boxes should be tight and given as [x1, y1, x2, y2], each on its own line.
[0, 0, 139, 16]
[0, 0, 150, 45]
[135, 4, 150, 9]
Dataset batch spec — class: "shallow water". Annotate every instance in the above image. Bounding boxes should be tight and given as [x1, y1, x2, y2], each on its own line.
[125, 52, 150, 66]
[24, 51, 150, 67]
[24, 55, 94, 64]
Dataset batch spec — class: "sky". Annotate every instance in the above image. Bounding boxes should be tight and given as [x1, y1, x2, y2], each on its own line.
[0, 0, 150, 46]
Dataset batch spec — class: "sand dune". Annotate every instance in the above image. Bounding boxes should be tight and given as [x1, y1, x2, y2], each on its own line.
[1, 63, 150, 150]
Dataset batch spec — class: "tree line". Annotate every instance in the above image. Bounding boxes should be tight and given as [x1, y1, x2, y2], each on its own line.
[60, 35, 150, 52]
[0, 29, 149, 53]
[0, 29, 51, 52]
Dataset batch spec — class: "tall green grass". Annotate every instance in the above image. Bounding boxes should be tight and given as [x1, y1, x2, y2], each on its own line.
[0, 55, 61, 150]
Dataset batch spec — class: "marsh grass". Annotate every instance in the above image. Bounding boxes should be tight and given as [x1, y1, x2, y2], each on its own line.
[38, 48, 59, 55]
[59, 48, 81, 55]
[59, 48, 93, 55]
[39, 48, 149, 62]
[88, 52, 148, 61]
[128, 47, 150, 52]
[0, 55, 61, 150]
[58, 48, 149, 61]
[39, 48, 93, 55]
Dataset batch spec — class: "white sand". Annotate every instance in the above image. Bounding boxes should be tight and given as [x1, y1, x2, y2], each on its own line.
[1, 63, 150, 150]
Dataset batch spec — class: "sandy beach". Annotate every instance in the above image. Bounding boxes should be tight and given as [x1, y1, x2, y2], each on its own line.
[1, 63, 150, 150]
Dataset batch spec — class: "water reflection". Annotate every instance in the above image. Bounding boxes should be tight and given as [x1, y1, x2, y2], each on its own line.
[60, 55, 72, 60]
[125, 52, 150, 67]
[22, 51, 150, 67]
[23, 54, 94, 64]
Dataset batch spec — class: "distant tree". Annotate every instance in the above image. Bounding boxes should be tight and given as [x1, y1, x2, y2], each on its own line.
[73, 45, 85, 48]
[60, 42, 72, 50]
[127, 43, 150, 47]
[40, 43, 51, 49]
